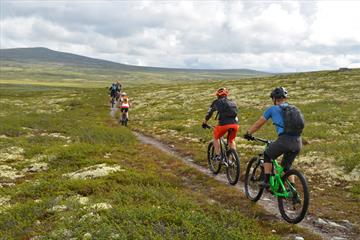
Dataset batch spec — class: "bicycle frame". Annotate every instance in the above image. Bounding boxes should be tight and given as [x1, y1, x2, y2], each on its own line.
[206, 125, 231, 161]
[220, 137, 228, 156]
[270, 160, 290, 198]
[262, 142, 290, 198]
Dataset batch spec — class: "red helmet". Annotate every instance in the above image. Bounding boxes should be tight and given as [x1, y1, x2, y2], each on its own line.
[215, 88, 229, 97]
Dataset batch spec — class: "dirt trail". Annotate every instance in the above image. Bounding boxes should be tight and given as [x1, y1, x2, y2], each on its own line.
[133, 131, 358, 240]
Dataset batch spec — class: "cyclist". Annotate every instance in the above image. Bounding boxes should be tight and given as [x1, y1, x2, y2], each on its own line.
[202, 88, 239, 163]
[116, 81, 122, 100]
[244, 87, 303, 189]
[119, 92, 130, 120]
[109, 82, 120, 100]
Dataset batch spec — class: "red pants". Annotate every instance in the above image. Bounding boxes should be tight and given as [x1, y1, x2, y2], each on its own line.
[213, 124, 239, 144]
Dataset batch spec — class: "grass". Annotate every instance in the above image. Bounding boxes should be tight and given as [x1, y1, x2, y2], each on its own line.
[127, 69, 360, 225]
[1, 65, 359, 239]
[0, 83, 294, 239]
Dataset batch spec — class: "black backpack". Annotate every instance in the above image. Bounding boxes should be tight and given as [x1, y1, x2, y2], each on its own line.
[278, 104, 305, 135]
[219, 98, 238, 118]
[111, 84, 117, 92]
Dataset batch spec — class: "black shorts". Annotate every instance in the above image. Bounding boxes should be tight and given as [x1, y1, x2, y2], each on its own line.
[110, 91, 117, 98]
[121, 108, 128, 113]
[264, 135, 302, 172]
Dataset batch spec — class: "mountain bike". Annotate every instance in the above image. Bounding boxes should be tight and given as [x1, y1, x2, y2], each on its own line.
[119, 110, 128, 126]
[244, 136, 309, 224]
[204, 124, 240, 185]
[110, 97, 116, 108]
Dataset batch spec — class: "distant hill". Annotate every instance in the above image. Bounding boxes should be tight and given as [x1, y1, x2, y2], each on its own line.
[0, 47, 269, 75]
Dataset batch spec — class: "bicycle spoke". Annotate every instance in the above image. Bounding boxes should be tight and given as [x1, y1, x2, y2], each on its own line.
[278, 169, 309, 224]
[244, 157, 264, 201]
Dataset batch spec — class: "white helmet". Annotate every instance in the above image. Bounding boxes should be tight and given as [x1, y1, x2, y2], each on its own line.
[121, 92, 127, 96]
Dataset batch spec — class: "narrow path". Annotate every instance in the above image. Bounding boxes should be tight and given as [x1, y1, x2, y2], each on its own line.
[133, 131, 357, 240]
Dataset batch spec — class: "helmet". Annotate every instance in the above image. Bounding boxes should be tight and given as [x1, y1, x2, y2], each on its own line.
[270, 87, 288, 99]
[121, 92, 127, 96]
[215, 88, 229, 97]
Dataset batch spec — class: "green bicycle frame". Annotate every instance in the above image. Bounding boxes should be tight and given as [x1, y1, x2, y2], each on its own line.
[263, 144, 291, 198]
[269, 160, 290, 198]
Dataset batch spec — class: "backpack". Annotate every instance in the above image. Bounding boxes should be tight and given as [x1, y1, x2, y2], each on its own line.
[111, 84, 117, 92]
[279, 104, 305, 135]
[219, 98, 238, 118]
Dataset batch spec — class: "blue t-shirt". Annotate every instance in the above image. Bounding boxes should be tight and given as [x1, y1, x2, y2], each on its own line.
[263, 103, 288, 135]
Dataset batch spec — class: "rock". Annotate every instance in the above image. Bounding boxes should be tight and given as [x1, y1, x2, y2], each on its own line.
[0, 165, 24, 179]
[51, 229, 73, 238]
[0, 182, 16, 188]
[90, 202, 112, 210]
[330, 237, 347, 240]
[78, 196, 89, 205]
[24, 162, 49, 172]
[80, 212, 101, 222]
[83, 233, 92, 240]
[30, 236, 44, 240]
[0, 196, 10, 206]
[294, 237, 304, 240]
[340, 219, 356, 229]
[271, 229, 276, 233]
[110, 233, 120, 239]
[63, 164, 124, 179]
[48, 205, 67, 213]
[328, 221, 348, 230]
[314, 218, 327, 225]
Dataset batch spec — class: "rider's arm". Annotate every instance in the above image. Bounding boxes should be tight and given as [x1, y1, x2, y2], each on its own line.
[247, 106, 274, 134]
[247, 116, 267, 134]
[204, 100, 217, 123]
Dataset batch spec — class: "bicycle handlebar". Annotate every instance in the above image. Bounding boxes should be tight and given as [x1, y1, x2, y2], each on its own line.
[245, 135, 271, 144]
[202, 124, 214, 129]
[252, 137, 270, 144]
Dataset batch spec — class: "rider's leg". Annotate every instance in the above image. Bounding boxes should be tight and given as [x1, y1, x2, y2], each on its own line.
[282, 151, 300, 183]
[227, 124, 239, 150]
[229, 141, 236, 150]
[213, 138, 221, 155]
[263, 154, 273, 184]
[213, 125, 227, 157]
[281, 136, 302, 183]
[262, 137, 285, 187]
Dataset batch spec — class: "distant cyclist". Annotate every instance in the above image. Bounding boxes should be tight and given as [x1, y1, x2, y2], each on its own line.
[119, 92, 130, 120]
[116, 81, 122, 99]
[202, 88, 239, 162]
[244, 87, 304, 189]
[109, 83, 120, 100]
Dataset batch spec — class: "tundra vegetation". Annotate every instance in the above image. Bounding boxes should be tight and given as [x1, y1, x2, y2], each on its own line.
[0, 64, 359, 239]
[0, 83, 297, 240]
[128, 69, 360, 226]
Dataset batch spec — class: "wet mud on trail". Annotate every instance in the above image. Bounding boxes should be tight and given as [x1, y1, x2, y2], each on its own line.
[133, 131, 359, 240]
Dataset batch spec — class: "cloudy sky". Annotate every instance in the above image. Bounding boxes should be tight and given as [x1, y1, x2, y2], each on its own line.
[1, 0, 360, 72]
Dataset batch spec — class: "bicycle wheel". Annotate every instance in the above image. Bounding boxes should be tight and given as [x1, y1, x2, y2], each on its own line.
[226, 149, 240, 185]
[244, 157, 264, 202]
[278, 169, 309, 224]
[207, 142, 221, 174]
[121, 113, 125, 126]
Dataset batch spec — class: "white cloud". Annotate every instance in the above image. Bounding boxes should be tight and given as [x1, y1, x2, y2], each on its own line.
[1, 0, 360, 72]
